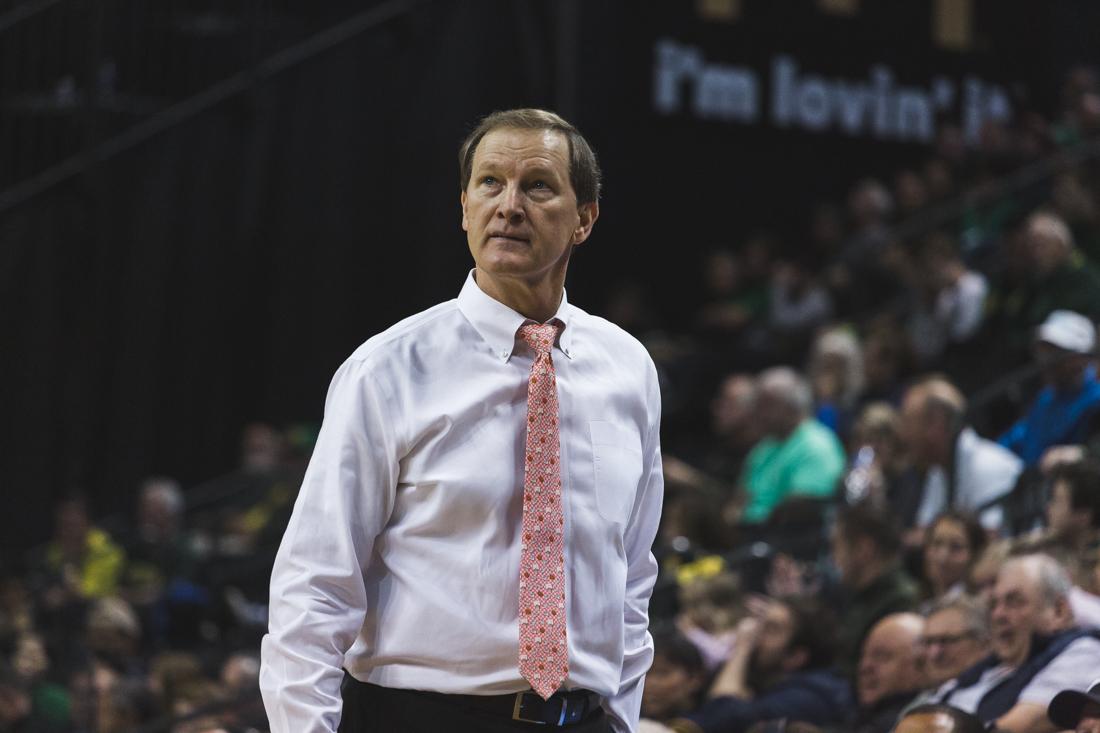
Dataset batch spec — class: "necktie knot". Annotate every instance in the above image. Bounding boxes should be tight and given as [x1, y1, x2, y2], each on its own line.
[518, 322, 562, 357]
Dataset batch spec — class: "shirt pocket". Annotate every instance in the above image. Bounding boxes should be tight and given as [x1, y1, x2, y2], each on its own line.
[589, 421, 643, 526]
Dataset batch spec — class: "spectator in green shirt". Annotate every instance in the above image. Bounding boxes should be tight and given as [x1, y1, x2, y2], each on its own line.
[737, 367, 847, 524]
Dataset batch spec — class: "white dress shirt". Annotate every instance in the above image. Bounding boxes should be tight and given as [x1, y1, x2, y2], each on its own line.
[260, 272, 664, 733]
[916, 427, 1023, 530]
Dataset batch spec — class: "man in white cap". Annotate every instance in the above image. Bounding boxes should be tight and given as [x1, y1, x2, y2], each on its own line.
[1048, 679, 1100, 733]
[999, 310, 1100, 467]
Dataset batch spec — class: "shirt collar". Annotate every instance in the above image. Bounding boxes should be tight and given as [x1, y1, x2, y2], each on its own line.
[456, 270, 575, 362]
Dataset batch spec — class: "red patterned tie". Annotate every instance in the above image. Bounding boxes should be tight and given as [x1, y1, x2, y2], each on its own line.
[517, 321, 568, 700]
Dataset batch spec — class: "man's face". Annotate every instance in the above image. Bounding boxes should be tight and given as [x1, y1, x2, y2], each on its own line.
[857, 619, 924, 707]
[921, 608, 985, 686]
[988, 564, 1060, 667]
[461, 127, 596, 292]
[1047, 480, 1078, 537]
[748, 602, 797, 683]
[755, 388, 796, 438]
[1077, 701, 1100, 733]
[711, 376, 755, 438]
[831, 528, 857, 588]
[899, 391, 942, 468]
[1025, 220, 1068, 276]
[1034, 342, 1087, 389]
[923, 518, 974, 595]
[640, 655, 702, 720]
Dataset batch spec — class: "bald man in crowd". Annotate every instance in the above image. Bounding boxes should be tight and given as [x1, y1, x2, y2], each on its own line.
[850, 613, 927, 733]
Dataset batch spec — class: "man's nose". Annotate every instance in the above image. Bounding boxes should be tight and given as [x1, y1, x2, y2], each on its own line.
[497, 184, 525, 222]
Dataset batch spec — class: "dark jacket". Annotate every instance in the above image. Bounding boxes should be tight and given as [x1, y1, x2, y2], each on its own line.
[847, 690, 920, 733]
[836, 566, 920, 677]
[684, 668, 853, 733]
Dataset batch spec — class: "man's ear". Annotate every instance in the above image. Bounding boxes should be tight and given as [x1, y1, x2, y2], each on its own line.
[571, 201, 599, 246]
[460, 190, 469, 232]
[1051, 595, 1075, 628]
[783, 647, 810, 673]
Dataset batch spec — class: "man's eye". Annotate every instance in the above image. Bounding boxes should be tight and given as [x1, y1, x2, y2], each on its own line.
[481, 176, 497, 186]
[531, 180, 550, 191]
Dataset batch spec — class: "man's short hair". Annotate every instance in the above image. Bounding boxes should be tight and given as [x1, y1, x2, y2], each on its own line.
[901, 704, 987, 733]
[781, 595, 837, 670]
[910, 375, 968, 427]
[836, 503, 902, 557]
[925, 594, 990, 641]
[141, 476, 184, 515]
[928, 510, 989, 563]
[1002, 553, 1073, 609]
[1050, 459, 1100, 529]
[1028, 210, 1074, 250]
[757, 367, 813, 418]
[458, 108, 602, 205]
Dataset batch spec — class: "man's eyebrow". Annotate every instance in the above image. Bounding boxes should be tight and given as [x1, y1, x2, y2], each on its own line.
[522, 164, 566, 180]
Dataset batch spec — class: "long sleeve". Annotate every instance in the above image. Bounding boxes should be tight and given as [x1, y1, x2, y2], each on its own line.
[259, 357, 402, 733]
[604, 369, 664, 733]
[997, 417, 1026, 456]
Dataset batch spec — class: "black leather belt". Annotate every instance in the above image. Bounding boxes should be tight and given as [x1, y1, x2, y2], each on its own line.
[444, 688, 602, 726]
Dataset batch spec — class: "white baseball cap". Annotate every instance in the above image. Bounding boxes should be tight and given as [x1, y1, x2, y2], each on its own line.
[1037, 310, 1096, 354]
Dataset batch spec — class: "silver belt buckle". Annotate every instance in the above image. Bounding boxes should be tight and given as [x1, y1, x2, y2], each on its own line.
[512, 691, 547, 725]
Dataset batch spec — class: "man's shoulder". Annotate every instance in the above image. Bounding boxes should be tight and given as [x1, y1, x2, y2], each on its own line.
[792, 419, 845, 454]
[960, 428, 1023, 472]
[777, 668, 852, 702]
[346, 299, 460, 366]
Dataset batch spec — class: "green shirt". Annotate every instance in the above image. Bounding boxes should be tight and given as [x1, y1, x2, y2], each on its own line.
[740, 418, 846, 523]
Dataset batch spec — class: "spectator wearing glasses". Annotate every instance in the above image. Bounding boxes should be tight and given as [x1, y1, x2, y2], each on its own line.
[922, 596, 991, 688]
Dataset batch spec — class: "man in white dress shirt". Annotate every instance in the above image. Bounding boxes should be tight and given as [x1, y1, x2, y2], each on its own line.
[898, 376, 1022, 531]
[259, 109, 664, 733]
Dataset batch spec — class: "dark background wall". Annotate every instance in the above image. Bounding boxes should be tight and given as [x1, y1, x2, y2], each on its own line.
[4, 0, 1099, 552]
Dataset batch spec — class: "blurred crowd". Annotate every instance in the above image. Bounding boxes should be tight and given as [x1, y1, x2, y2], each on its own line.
[5, 67, 1100, 733]
[638, 66, 1100, 733]
[0, 424, 308, 732]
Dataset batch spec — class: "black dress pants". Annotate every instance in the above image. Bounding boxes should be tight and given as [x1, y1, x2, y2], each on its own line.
[338, 673, 615, 733]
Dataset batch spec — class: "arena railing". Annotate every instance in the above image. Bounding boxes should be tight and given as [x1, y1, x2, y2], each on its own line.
[0, 0, 429, 213]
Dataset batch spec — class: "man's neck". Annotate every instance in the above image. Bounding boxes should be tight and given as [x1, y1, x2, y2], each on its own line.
[853, 560, 891, 593]
[773, 419, 804, 443]
[1052, 369, 1088, 395]
[748, 667, 789, 695]
[473, 268, 565, 323]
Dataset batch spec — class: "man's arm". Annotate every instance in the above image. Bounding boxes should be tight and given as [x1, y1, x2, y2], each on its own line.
[707, 618, 760, 700]
[603, 368, 664, 733]
[259, 357, 401, 733]
[995, 703, 1056, 733]
[1004, 636, 1100, 733]
[997, 418, 1027, 456]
